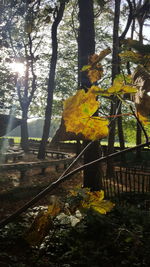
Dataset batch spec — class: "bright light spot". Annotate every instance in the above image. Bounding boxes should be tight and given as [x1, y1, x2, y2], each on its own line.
[147, 92, 150, 96]
[10, 62, 26, 76]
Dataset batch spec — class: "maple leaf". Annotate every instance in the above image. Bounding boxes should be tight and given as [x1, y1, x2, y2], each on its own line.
[63, 89, 108, 140]
[81, 189, 115, 214]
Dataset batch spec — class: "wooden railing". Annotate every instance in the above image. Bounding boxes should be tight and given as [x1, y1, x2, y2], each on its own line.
[0, 148, 74, 179]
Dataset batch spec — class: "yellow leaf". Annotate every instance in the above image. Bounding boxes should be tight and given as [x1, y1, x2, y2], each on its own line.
[82, 117, 109, 140]
[63, 90, 109, 140]
[63, 89, 99, 118]
[81, 190, 114, 214]
[122, 85, 137, 93]
[81, 65, 91, 71]
[137, 112, 149, 125]
[107, 75, 137, 94]
[119, 51, 142, 63]
[92, 200, 115, 214]
[89, 86, 110, 96]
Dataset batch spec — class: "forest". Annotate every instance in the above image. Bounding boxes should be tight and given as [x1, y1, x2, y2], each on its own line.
[0, 0, 150, 266]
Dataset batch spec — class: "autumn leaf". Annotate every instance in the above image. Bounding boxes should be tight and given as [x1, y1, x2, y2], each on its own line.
[119, 51, 142, 64]
[81, 65, 91, 71]
[88, 65, 103, 83]
[92, 200, 115, 214]
[81, 48, 111, 83]
[107, 75, 137, 94]
[137, 112, 149, 125]
[81, 189, 115, 214]
[63, 89, 108, 140]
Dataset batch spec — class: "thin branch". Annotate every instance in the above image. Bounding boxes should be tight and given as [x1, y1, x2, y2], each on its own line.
[0, 140, 150, 228]
[119, 0, 133, 41]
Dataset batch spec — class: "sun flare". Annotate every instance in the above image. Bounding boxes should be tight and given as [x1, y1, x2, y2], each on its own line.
[10, 62, 26, 76]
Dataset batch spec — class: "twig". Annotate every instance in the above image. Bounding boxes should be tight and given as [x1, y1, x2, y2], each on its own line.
[0, 141, 150, 228]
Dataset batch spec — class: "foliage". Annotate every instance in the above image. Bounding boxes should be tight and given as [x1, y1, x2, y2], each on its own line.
[81, 47, 111, 83]
[68, 187, 114, 214]
[25, 188, 114, 246]
[63, 49, 137, 141]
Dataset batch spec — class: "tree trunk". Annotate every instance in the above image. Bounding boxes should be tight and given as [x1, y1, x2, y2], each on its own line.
[38, 3, 65, 159]
[21, 108, 29, 152]
[78, 0, 102, 191]
[136, 11, 144, 157]
[107, 0, 121, 177]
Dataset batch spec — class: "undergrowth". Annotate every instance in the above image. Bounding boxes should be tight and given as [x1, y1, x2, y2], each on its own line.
[0, 205, 150, 266]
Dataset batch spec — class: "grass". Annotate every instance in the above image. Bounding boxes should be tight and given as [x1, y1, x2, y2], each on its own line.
[0, 136, 136, 147]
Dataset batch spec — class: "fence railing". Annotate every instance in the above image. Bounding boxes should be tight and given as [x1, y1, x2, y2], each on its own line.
[103, 167, 150, 202]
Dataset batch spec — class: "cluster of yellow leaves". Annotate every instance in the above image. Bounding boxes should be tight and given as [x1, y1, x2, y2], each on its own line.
[137, 112, 149, 125]
[119, 51, 142, 63]
[119, 51, 150, 70]
[81, 48, 111, 83]
[70, 188, 115, 215]
[63, 89, 109, 140]
[89, 75, 137, 96]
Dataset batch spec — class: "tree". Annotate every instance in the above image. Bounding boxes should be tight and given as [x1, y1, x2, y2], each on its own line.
[38, 1, 66, 159]
[0, 0, 56, 151]
[77, 0, 103, 190]
[0, 1, 42, 151]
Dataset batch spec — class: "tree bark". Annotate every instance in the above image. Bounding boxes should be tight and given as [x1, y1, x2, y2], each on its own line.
[38, 2, 65, 159]
[78, 0, 102, 191]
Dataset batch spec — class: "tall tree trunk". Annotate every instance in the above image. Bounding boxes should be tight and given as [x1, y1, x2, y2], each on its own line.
[78, 0, 102, 191]
[21, 108, 29, 152]
[38, 2, 65, 159]
[107, 0, 121, 177]
[136, 11, 144, 157]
